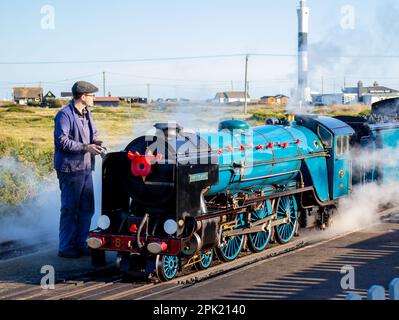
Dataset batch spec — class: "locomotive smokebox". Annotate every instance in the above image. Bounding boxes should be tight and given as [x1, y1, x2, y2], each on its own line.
[154, 122, 183, 140]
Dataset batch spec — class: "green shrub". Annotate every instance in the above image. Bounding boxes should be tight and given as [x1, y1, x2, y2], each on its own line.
[0, 167, 38, 205]
[0, 136, 54, 177]
[252, 112, 286, 122]
[27, 101, 42, 107]
[46, 98, 64, 109]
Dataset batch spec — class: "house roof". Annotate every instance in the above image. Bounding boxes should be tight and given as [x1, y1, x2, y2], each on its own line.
[13, 87, 43, 99]
[44, 91, 55, 97]
[215, 91, 250, 99]
[261, 96, 276, 99]
[367, 86, 399, 94]
[343, 85, 399, 94]
[94, 97, 120, 102]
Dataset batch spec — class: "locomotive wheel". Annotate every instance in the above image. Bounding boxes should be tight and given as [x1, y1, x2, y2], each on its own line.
[215, 214, 245, 262]
[247, 200, 273, 253]
[155, 255, 179, 282]
[194, 250, 214, 270]
[275, 195, 298, 244]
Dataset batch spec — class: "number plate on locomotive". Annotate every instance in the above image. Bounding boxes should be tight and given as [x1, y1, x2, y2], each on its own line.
[189, 172, 209, 183]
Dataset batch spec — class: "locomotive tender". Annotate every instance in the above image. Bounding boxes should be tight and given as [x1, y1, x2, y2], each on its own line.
[87, 110, 399, 281]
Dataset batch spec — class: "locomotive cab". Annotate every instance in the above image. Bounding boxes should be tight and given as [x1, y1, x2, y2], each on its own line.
[295, 115, 354, 200]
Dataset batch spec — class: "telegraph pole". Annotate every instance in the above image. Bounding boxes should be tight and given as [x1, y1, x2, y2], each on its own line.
[103, 71, 106, 97]
[244, 55, 249, 114]
[231, 80, 234, 91]
[147, 83, 150, 104]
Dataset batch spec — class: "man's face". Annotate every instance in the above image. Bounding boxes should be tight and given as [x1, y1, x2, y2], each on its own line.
[82, 93, 95, 107]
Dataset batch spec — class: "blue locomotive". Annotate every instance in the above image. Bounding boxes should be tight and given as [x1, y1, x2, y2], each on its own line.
[87, 100, 399, 281]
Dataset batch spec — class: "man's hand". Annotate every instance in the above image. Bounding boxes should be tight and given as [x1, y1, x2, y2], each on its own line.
[86, 144, 103, 155]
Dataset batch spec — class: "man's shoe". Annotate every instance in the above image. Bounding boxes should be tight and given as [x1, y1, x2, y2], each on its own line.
[77, 247, 92, 256]
[58, 249, 80, 259]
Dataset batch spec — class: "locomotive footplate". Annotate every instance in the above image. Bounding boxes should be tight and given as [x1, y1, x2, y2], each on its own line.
[87, 232, 181, 255]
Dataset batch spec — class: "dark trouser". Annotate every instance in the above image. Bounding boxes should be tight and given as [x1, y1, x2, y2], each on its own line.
[57, 170, 95, 252]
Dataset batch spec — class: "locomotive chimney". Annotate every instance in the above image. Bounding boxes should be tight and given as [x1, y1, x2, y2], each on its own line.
[154, 122, 183, 140]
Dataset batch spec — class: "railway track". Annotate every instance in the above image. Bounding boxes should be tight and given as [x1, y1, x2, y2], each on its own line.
[1, 206, 397, 300]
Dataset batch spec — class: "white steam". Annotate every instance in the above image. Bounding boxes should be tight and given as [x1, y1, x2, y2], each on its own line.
[0, 157, 59, 242]
[323, 181, 399, 238]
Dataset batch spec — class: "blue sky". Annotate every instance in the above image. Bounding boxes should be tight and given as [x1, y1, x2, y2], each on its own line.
[0, 0, 396, 100]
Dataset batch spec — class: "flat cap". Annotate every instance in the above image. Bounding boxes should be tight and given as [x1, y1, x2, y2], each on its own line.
[72, 81, 99, 96]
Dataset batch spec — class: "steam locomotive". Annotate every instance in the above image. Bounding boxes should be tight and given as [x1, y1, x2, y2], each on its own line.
[87, 100, 399, 281]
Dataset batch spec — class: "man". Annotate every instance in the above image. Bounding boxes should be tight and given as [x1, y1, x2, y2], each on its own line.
[54, 81, 103, 258]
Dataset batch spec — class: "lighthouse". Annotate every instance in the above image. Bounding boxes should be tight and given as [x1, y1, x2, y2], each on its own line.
[297, 0, 311, 103]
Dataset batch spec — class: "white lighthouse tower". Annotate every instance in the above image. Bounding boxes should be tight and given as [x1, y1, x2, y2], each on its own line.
[297, 0, 311, 104]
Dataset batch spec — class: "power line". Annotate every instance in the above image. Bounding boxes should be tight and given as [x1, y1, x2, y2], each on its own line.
[2, 52, 399, 65]
[0, 53, 250, 65]
[0, 73, 102, 85]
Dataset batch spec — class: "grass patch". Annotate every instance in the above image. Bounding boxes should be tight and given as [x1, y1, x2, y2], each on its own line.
[0, 105, 148, 209]
[6, 106, 35, 113]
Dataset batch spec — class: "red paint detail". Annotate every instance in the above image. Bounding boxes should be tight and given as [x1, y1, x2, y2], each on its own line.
[296, 138, 302, 144]
[277, 142, 282, 147]
[217, 149, 223, 154]
[240, 144, 246, 151]
[266, 142, 274, 149]
[282, 142, 289, 148]
[129, 224, 137, 233]
[167, 239, 181, 255]
[227, 145, 234, 152]
[87, 233, 181, 255]
[256, 145, 263, 150]
[127, 149, 162, 177]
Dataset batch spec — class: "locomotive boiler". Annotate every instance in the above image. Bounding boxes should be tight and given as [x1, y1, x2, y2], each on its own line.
[87, 115, 355, 281]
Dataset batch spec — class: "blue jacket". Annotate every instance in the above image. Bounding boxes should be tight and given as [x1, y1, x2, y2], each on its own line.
[54, 100, 97, 173]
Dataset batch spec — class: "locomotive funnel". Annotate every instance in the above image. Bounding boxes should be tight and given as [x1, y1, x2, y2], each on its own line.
[154, 122, 183, 140]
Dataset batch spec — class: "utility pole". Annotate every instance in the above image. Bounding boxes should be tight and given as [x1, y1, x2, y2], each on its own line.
[231, 80, 234, 91]
[147, 83, 150, 104]
[244, 55, 249, 114]
[103, 71, 106, 97]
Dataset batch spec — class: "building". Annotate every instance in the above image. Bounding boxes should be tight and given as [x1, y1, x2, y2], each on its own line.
[312, 93, 346, 106]
[43, 91, 56, 101]
[13, 87, 43, 105]
[260, 95, 289, 105]
[260, 96, 277, 105]
[214, 91, 250, 104]
[60, 92, 73, 99]
[311, 81, 399, 106]
[119, 96, 147, 104]
[94, 97, 120, 107]
[351, 81, 399, 104]
[275, 94, 289, 104]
